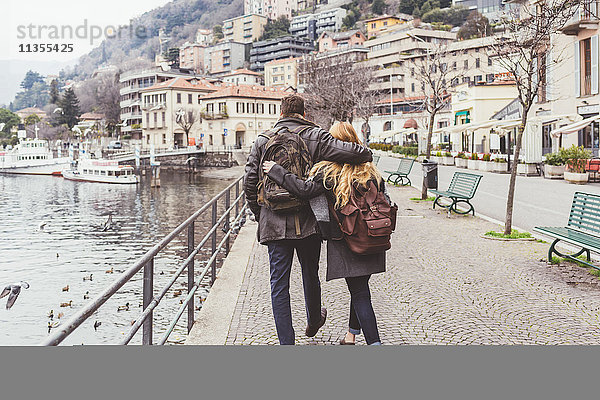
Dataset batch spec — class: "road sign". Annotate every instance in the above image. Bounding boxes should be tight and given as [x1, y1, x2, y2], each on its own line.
[223, 128, 228, 137]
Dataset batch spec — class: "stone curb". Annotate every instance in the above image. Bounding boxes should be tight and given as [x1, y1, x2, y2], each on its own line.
[185, 220, 257, 345]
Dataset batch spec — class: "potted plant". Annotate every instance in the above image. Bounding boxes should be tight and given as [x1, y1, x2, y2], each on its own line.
[479, 153, 495, 172]
[517, 160, 538, 176]
[543, 152, 565, 179]
[467, 152, 479, 169]
[442, 151, 454, 166]
[561, 145, 591, 184]
[455, 152, 468, 168]
[493, 158, 508, 173]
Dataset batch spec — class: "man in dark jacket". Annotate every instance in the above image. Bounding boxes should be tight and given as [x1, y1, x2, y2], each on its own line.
[244, 94, 372, 345]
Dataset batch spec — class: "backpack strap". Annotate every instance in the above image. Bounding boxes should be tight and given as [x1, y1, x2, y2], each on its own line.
[290, 125, 311, 136]
[258, 125, 287, 141]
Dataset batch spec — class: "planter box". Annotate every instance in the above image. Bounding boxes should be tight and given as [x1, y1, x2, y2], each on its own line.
[564, 171, 589, 184]
[455, 158, 468, 168]
[479, 161, 495, 172]
[493, 162, 509, 173]
[517, 163, 538, 176]
[544, 164, 565, 179]
[467, 159, 479, 170]
[430, 156, 442, 164]
[441, 156, 455, 166]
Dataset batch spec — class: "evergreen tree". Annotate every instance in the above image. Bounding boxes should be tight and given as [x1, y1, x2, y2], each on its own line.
[21, 71, 44, 90]
[50, 80, 60, 104]
[372, 0, 386, 15]
[0, 108, 21, 135]
[57, 88, 81, 129]
[259, 16, 291, 40]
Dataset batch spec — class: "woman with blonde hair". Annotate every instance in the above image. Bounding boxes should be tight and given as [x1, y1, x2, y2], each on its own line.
[263, 121, 389, 345]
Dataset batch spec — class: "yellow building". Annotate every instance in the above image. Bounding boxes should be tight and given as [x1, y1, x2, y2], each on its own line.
[223, 14, 268, 44]
[364, 15, 406, 39]
[264, 57, 300, 89]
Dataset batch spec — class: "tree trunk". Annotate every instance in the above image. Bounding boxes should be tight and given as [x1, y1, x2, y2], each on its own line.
[421, 111, 436, 200]
[504, 117, 527, 235]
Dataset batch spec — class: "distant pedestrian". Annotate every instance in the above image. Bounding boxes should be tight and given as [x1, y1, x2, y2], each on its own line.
[244, 95, 373, 345]
[263, 122, 393, 345]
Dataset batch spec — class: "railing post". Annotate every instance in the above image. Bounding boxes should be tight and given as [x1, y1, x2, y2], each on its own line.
[211, 201, 217, 285]
[187, 222, 195, 333]
[143, 257, 154, 345]
[225, 189, 231, 255]
[235, 179, 240, 218]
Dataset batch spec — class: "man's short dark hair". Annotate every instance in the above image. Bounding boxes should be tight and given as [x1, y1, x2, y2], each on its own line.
[281, 94, 305, 117]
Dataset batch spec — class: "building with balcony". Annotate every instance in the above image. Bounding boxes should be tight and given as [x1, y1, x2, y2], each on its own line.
[222, 69, 264, 85]
[290, 13, 318, 40]
[452, 0, 506, 22]
[199, 85, 289, 149]
[196, 29, 214, 46]
[250, 36, 315, 72]
[204, 41, 249, 76]
[364, 15, 410, 39]
[315, 7, 347, 36]
[264, 57, 299, 89]
[223, 14, 268, 44]
[119, 67, 198, 140]
[139, 77, 217, 150]
[244, 0, 299, 19]
[179, 42, 206, 73]
[317, 30, 366, 53]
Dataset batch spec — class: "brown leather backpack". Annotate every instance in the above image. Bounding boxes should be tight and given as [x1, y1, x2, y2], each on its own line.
[331, 180, 397, 255]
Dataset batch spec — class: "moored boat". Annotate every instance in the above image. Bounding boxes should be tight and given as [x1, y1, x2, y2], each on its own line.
[62, 158, 138, 184]
[0, 138, 70, 175]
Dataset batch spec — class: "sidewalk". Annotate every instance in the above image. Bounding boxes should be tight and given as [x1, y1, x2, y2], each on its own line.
[188, 186, 600, 345]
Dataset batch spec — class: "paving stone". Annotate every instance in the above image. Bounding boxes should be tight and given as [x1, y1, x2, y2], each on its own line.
[224, 187, 600, 345]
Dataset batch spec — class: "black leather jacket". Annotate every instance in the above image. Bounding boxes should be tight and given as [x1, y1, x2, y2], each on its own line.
[244, 116, 373, 244]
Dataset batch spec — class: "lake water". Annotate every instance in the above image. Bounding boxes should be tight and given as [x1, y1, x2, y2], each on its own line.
[0, 170, 236, 345]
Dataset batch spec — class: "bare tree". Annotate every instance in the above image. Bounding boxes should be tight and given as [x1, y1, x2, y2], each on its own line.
[175, 108, 198, 147]
[410, 41, 463, 199]
[353, 87, 380, 144]
[489, 0, 578, 235]
[299, 53, 375, 130]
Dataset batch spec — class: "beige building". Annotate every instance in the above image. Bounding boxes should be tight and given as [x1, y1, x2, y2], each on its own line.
[264, 57, 300, 89]
[223, 14, 268, 44]
[140, 77, 217, 149]
[199, 85, 288, 149]
[179, 42, 206, 73]
[222, 69, 264, 85]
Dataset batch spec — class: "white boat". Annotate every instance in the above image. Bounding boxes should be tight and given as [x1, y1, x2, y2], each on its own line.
[62, 158, 138, 184]
[0, 138, 70, 175]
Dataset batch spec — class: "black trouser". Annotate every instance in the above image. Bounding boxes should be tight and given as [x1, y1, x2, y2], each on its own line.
[346, 275, 381, 345]
[266, 235, 322, 345]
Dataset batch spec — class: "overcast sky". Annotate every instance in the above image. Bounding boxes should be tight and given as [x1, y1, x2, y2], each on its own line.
[1, 0, 172, 104]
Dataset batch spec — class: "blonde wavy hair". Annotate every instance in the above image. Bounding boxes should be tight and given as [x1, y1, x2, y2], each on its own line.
[310, 121, 381, 208]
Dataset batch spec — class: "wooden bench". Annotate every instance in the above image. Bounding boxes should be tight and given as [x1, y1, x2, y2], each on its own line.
[384, 158, 415, 186]
[534, 192, 600, 270]
[430, 172, 482, 216]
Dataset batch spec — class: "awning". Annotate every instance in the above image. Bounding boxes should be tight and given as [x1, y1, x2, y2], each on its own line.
[455, 110, 470, 116]
[550, 115, 600, 136]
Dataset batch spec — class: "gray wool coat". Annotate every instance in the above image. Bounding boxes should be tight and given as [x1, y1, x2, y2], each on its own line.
[267, 164, 386, 281]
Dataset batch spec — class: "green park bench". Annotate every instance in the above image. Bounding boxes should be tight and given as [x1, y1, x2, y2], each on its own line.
[385, 158, 415, 186]
[430, 171, 482, 216]
[534, 192, 600, 270]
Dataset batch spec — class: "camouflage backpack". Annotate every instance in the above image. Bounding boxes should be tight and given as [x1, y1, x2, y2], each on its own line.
[257, 125, 313, 213]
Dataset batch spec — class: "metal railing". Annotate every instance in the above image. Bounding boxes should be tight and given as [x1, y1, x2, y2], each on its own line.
[41, 176, 247, 346]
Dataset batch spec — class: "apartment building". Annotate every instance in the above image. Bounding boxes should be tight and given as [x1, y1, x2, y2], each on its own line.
[179, 42, 206, 73]
[223, 14, 268, 44]
[140, 77, 217, 149]
[204, 41, 248, 76]
[221, 69, 264, 85]
[452, 0, 506, 22]
[289, 13, 318, 40]
[317, 30, 366, 53]
[250, 36, 314, 72]
[119, 67, 198, 140]
[264, 57, 299, 89]
[244, 0, 298, 19]
[315, 8, 347, 36]
[199, 85, 288, 149]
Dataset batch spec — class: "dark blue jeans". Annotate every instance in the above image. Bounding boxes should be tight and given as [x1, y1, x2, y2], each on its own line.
[267, 235, 322, 345]
[346, 275, 381, 345]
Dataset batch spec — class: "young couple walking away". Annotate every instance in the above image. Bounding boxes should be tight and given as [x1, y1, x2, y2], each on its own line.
[244, 94, 397, 345]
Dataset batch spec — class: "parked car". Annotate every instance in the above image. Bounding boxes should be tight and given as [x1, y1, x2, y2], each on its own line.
[108, 141, 122, 149]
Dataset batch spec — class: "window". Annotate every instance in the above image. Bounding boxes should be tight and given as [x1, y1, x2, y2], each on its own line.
[188, 94, 192, 104]
[453, 61, 457, 70]
[464, 60, 468, 69]
[207, 103, 214, 113]
[209, 135, 213, 145]
[146, 113, 150, 127]
[476, 58, 480, 68]
[474, 75, 482, 83]
[583, 38, 592, 95]
[411, 82, 415, 92]
[198, 95, 202, 104]
[383, 21, 388, 26]
[371, 23, 376, 29]
[383, 121, 393, 131]
[154, 113, 157, 126]
[488, 58, 492, 66]
[162, 134, 166, 144]
[162, 112, 166, 127]
[486, 74, 494, 83]
[177, 93, 181, 103]
[218, 102, 226, 114]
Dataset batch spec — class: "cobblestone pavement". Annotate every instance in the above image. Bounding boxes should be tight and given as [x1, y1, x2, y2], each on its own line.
[225, 187, 600, 345]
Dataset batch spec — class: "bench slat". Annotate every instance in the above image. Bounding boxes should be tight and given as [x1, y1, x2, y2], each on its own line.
[534, 226, 600, 253]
